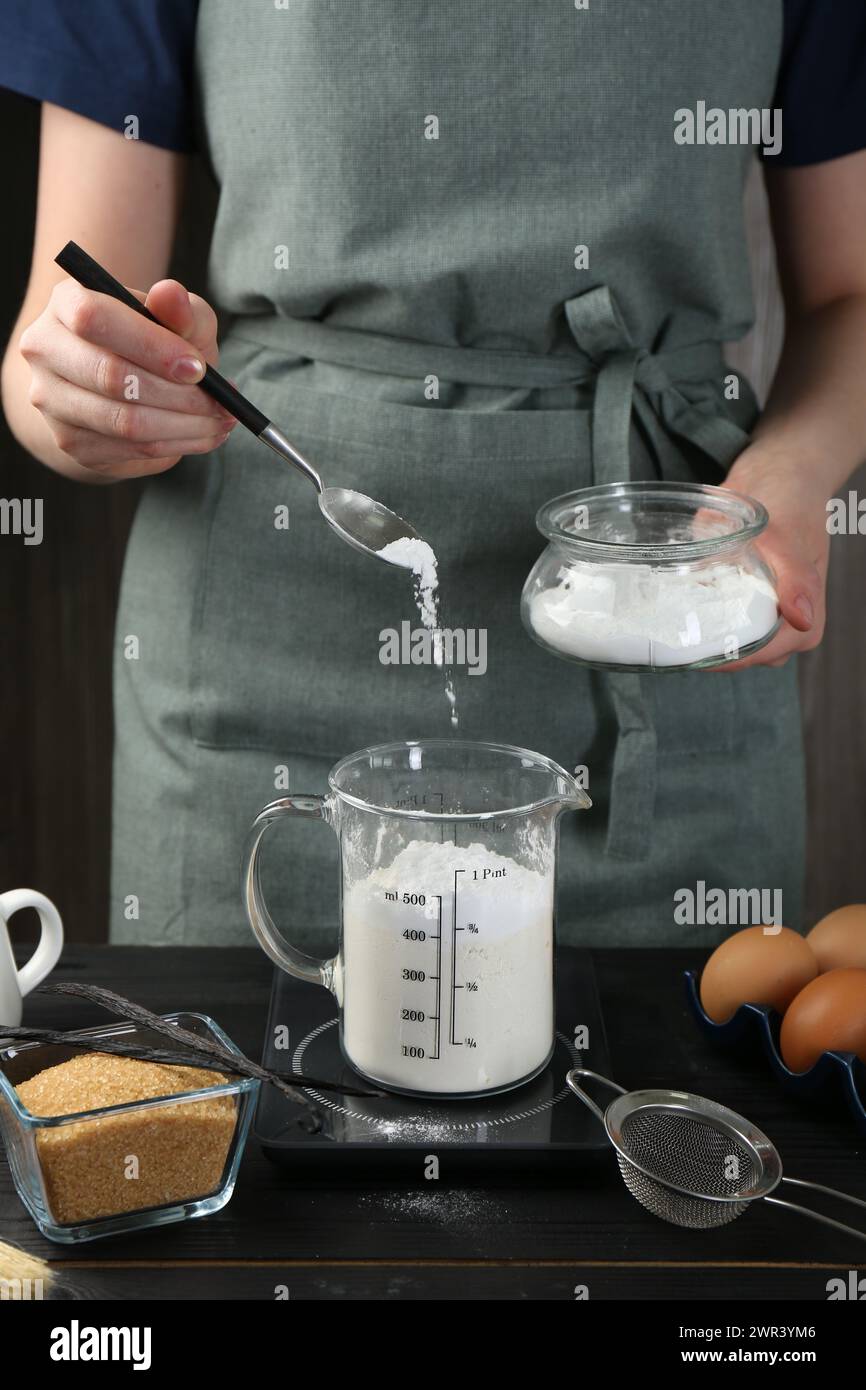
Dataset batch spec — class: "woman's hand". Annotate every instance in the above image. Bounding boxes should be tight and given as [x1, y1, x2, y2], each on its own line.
[714, 443, 830, 670]
[18, 276, 236, 480]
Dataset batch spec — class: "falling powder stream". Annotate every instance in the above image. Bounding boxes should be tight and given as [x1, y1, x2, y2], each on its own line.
[377, 536, 458, 727]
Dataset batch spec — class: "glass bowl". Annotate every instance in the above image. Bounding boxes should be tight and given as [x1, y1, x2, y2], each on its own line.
[521, 481, 780, 672]
[0, 1013, 258, 1244]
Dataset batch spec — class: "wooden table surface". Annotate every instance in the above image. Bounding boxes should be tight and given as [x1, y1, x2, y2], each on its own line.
[3, 946, 864, 1302]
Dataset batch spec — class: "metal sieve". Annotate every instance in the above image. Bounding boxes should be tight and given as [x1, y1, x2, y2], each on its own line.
[567, 1069, 866, 1242]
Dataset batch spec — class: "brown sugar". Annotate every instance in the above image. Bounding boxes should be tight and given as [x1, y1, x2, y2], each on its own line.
[16, 1052, 238, 1225]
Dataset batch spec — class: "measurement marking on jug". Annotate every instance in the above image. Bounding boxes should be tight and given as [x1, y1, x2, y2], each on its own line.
[389, 888, 443, 1063]
[450, 869, 465, 1046]
[431, 893, 442, 1060]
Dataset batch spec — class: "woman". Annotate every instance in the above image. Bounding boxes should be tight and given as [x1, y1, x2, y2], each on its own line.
[2, 1, 865, 948]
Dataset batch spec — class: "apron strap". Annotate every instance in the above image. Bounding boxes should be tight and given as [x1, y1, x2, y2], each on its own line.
[562, 283, 749, 860]
[604, 672, 657, 860]
[591, 350, 641, 487]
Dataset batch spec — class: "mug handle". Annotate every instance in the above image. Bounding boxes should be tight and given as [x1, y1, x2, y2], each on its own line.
[241, 796, 338, 994]
[0, 889, 65, 997]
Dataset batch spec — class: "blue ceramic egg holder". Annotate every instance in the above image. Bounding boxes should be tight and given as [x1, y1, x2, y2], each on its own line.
[684, 971, 866, 1136]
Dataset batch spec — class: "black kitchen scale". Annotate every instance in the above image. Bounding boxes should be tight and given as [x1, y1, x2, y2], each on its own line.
[255, 946, 611, 1174]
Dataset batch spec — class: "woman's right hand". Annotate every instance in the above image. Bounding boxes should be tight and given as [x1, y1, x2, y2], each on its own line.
[19, 276, 237, 479]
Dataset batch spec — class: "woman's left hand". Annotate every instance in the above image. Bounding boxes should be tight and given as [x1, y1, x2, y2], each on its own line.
[711, 444, 830, 670]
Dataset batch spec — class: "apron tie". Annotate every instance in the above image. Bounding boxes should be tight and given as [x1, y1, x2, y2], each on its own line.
[562, 284, 749, 860]
[563, 283, 750, 479]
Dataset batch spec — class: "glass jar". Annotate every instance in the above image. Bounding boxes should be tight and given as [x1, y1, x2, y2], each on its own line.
[0, 1013, 257, 1243]
[521, 481, 780, 672]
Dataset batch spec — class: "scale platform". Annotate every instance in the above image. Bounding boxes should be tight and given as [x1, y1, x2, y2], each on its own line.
[255, 947, 611, 1174]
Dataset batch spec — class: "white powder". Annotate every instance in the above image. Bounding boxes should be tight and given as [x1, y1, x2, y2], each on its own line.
[378, 537, 458, 725]
[528, 560, 778, 667]
[340, 838, 554, 1095]
[358, 1189, 508, 1228]
[378, 537, 440, 634]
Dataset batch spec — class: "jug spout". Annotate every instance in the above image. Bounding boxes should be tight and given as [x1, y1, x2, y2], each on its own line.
[557, 770, 592, 813]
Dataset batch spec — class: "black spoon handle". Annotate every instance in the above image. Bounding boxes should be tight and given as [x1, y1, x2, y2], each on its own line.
[54, 240, 269, 436]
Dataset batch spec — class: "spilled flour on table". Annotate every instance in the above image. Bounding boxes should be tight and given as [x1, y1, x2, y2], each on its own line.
[359, 1188, 508, 1229]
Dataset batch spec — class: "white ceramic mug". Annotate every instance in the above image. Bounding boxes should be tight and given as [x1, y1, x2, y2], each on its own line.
[0, 889, 64, 1027]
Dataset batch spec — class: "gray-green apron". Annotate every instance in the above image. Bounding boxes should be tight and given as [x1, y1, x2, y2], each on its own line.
[111, 0, 804, 948]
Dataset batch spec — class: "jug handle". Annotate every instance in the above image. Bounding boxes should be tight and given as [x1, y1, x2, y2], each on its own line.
[0, 889, 64, 998]
[242, 796, 337, 993]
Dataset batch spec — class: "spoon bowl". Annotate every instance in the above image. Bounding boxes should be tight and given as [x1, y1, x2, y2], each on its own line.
[319, 487, 422, 562]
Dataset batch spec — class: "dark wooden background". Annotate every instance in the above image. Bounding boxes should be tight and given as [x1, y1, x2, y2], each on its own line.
[1, 94, 864, 944]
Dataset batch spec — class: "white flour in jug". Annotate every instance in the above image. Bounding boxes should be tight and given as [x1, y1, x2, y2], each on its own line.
[341, 838, 554, 1093]
[378, 537, 458, 726]
[528, 559, 778, 667]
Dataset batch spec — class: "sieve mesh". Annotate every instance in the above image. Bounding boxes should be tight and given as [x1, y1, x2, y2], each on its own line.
[616, 1107, 759, 1229]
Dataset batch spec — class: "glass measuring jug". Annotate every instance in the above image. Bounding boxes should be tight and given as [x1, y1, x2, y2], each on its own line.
[242, 740, 591, 1098]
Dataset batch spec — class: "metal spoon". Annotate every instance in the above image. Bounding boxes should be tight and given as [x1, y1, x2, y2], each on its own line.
[54, 241, 423, 563]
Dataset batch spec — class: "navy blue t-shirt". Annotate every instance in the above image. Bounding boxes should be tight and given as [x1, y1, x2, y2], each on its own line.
[0, 0, 865, 164]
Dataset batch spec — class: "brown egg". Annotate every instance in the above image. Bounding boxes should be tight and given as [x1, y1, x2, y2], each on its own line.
[699, 925, 818, 1024]
[807, 905, 866, 972]
[780, 968, 866, 1073]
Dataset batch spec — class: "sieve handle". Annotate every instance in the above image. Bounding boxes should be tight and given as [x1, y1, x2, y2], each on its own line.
[782, 1175, 866, 1214]
[764, 1196, 866, 1245]
[566, 1068, 627, 1125]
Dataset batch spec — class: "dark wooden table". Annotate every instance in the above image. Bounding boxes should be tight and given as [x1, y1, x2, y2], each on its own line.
[3, 946, 865, 1301]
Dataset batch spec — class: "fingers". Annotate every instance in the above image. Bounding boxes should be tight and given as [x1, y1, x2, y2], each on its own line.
[27, 321, 232, 422]
[753, 530, 825, 643]
[768, 539, 823, 638]
[20, 274, 236, 479]
[48, 279, 209, 384]
[49, 419, 229, 469]
[778, 579, 823, 641]
[705, 510, 827, 671]
[43, 419, 226, 476]
[34, 370, 233, 455]
[145, 280, 219, 361]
